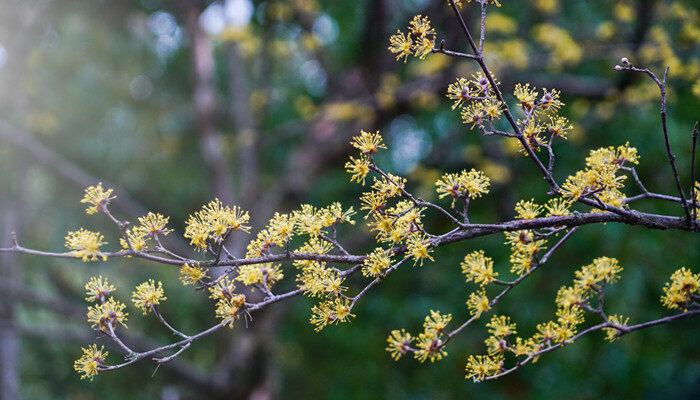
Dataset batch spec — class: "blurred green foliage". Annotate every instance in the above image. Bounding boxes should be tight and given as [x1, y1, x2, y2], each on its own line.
[0, 0, 698, 399]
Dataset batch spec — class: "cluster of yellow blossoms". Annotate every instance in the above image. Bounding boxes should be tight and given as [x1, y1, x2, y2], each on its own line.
[446, 73, 504, 129]
[386, 310, 452, 363]
[131, 279, 167, 315]
[65, 228, 108, 262]
[80, 182, 116, 214]
[512, 83, 572, 150]
[85, 278, 128, 331]
[388, 15, 435, 63]
[562, 142, 639, 209]
[184, 199, 250, 250]
[435, 169, 491, 207]
[73, 344, 108, 381]
[660, 267, 699, 310]
[120, 212, 172, 252]
[504, 198, 568, 276]
[462, 257, 622, 381]
[209, 277, 247, 328]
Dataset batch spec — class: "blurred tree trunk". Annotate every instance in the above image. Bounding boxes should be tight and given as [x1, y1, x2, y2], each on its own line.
[0, 205, 19, 400]
[184, 5, 235, 207]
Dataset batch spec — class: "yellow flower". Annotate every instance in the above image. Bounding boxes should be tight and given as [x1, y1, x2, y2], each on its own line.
[486, 315, 517, 338]
[388, 30, 412, 63]
[465, 354, 503, 382]
[80, 182, 116, 214]
[74, 344, 107, 381]
[547, 116, 573, 139]
[603, 315, 629, 342]
[179, 263, 207, 286]
[184, 199, 250, 250]
[372, 174, 406, 198]
[461, 250, 498, 285]
[131, 280, 167, 315]
[555, 286, 587, 309]
[407, 235, 434, 266]
[137, 212, 172, 236]
[414, 331, 447, 363]
[119, 227, 146, 252]
[215, 295, 246, 327]
[408, 15, 435, 37]
[309, 298, 355, 331]
[423, 310, 452, 334]
[661, 267, 699, 310]
[545, 198, 570, 217]
[446, 77, 474, 110]
[236, 263, 284, 288]
[386, 329, 413, 360]
[514, 83, 538, 112]
[84, 276, 115, 303]
[350, 130, 387, 155]
[362, 247, 393, 277]
[467, 289, 491, 317]
[345, 156, 371, 185]
[65, 229, 108, 262]
[435, 169, 491, 205]
[87, 297, 128, 330]
[514, 199, 542, 220]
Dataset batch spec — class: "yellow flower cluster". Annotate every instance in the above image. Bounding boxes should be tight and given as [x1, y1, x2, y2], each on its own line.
[74, 344, 107, 381]
[467, 289, 491, 317]
[603, 314, 629, 342]
[463, 255, 613, 381]
[209, 278, 247, 327]
[388, 15, 436, 63]
[386, 310, 452, 363]
[562, 143, 638, 208]
[504, 228, 547, 276]
[295, 238, 343, 297]
[80, 182, 116, 214]
[461, 250, 498, 285]
[345, 132, 437, 268]
[414, 310, 451, 363]
[179, 263, 208, 286]
[184, 199, 250, 250]
[660, 267, 699, 310]
[512, 84, 572, 150]
[238, 203, 354, 295]
[131, 279, 167, 315]
[385, 329, 413, 361]
[309, 297, 354, 331]
[462, 257, 621, 374]
[435, 168, 491, 206]
[446, 73, 504, 129]
[119, 212, 172, 251]
[65, 228, 108, 262]
[344, 130, 387, 185]
[83, 276, 128, 333]
[87, 297, 128, 331]
[362, 247, 393, 278]
[84, 276, 115, 303]
[481, 315, 518, 362]
[465, 354, 503, 382]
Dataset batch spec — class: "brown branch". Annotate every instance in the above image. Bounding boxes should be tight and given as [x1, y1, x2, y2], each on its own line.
[483, 309, 700, 381]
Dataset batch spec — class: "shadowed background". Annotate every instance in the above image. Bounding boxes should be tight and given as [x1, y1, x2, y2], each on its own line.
[0, 0, 698, 399]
